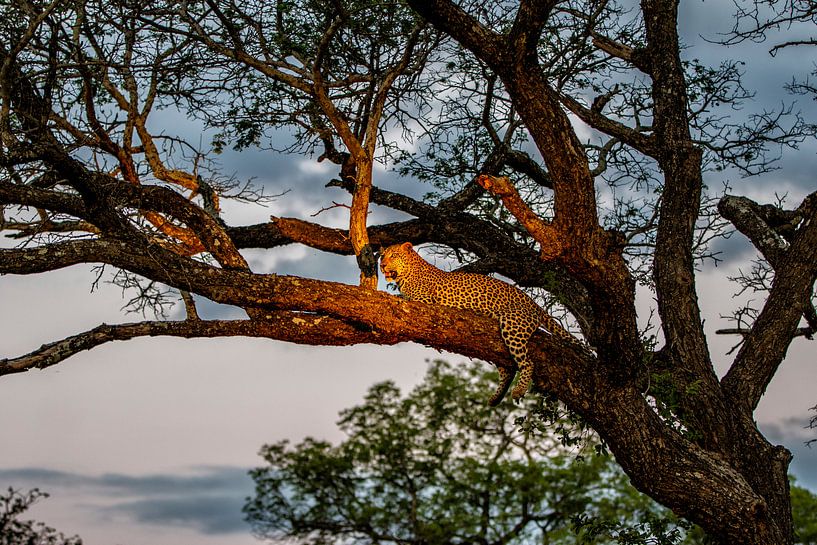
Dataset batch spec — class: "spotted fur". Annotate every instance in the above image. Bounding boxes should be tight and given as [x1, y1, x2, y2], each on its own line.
[380, 242, 583, 405]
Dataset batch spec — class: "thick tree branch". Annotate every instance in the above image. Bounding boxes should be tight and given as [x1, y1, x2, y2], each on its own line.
[718, 192, 817, 338]
[721, 196, 817, 411]
[718, 195, 790, 264]
[591, 32, 652, 74]
[642, 0, 728, 451]
[0, 180, 87, 219]
[407, 0, 504, 66]
[0, 239, 111, 274]
[558, 92, 657, 158]
[715, 327, 814, 339]
[326, 177, 438, 218]
[506, 0, 557, 62]
[0, 235, 597, 397]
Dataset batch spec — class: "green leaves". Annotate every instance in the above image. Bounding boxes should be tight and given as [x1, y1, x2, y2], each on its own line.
[243, 360, 695, 544]
[0, 488, 83, 545]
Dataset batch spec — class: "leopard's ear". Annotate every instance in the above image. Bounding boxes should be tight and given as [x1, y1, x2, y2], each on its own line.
[401, 242, 413, 251]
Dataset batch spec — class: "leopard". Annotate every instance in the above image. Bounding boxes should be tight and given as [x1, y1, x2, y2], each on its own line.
[379, 242, 587, 406]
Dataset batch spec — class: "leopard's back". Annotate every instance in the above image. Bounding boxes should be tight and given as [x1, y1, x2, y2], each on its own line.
[380, 242, 583, 405]
[432, 272, 543, 322]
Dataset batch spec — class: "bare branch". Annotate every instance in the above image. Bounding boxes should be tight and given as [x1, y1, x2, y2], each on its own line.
[722, 194, 817, 411]
[591, 31, 652, 74]
[0, 315, 383, 376]
[715, 327, 814, 339]
[475, 174, 561, 260]
[558, 92, 656, 158]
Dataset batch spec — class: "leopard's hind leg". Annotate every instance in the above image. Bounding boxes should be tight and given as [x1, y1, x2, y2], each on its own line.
[497, 313, 537, 403]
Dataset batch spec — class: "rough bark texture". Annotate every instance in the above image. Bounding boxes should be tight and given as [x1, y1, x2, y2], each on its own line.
[403, 1, 811, 543]
[1, 2, 815, 544]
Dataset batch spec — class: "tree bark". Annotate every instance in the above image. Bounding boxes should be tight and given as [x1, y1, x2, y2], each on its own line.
[404, 1, 800, 543]
[2, 2, 812, 543]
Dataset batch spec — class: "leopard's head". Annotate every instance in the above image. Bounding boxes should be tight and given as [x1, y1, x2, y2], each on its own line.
[379, 242, 414, 282]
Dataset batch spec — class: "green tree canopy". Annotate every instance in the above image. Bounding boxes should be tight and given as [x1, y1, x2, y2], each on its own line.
[0, 488, 82, 545]
[244, 361, 684, 544]
[244, 361, 817, 544]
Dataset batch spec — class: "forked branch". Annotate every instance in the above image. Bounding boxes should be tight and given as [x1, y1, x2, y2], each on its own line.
[721, 192, 817, 410]
[475, 174, 562, 260]
[0, 316, 375, 377]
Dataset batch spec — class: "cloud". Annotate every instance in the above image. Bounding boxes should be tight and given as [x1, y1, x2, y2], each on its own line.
[0, 466, 254, 535]
[705, 228, 758, 266]
[103, 495, 249, 534]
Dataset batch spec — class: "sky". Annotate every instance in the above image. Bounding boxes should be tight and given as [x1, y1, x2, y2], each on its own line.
[1, 2, 817, 544]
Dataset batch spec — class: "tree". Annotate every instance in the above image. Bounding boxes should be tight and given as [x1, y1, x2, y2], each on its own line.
[790, 477, 817, 545]
[245, 360, 691, 544]
[245, 361, 817, 545]
[0, 0, 815, 544]
[144, 0, 441, 288]
[0, 488, 82, 545]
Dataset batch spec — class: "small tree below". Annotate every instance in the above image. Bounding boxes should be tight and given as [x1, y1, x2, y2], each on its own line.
[245, 360, 691, 544]
[0, 488, 82, 545]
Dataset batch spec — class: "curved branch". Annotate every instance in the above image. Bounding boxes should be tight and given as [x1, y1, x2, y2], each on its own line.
[326, 178, 437, 217]
[0, 315, 373, 376]
[128, 183, 248, 270]
[311, 12, 365, 162]
[407, 0, 609, 260]
[642, 0, 727, 448]
[719, 192, 817, 339]
[715, 327, 814, 339]
[506, 0, 557, 62]
[0, 227, 599, 369]
[407, 0, 503, 66]
[591, 32, 652, 74]
[721, 195, 817, 410]
[717, 195, 789, 264]
[0, 239, 107, 274]
[475, 174, 562, 260]
[558, 92, 656, 158]
[0, 180, 87, 218]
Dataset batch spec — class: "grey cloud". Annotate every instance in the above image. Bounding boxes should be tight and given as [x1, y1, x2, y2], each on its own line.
[763, 149, 817, 196]
[0, 467, 87, 488]
[786, 442, 817, 492]
[99, 467, 252, 497]
[0, 466, 254, 535]
[103, 495, 249, 534]
[706, 229, 757, 265]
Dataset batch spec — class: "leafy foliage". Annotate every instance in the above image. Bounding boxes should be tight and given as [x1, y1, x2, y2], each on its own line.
[0, 488, 82, 545]
[791, 477, 817, 545]
[244, 361, 817, 545]
[245, 360, 687, 544]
